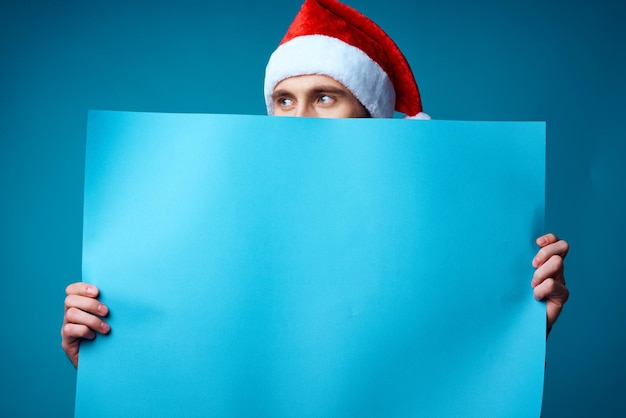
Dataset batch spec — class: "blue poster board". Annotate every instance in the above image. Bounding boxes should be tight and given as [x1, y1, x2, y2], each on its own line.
[76, 111, 546, 417]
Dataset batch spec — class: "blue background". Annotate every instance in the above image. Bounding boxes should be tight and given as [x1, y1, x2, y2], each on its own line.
[0, 0, 623, 416]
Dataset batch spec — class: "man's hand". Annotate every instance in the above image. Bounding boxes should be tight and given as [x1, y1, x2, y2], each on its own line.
[61, 282, 110, 368]
[531, 233, 570, 334]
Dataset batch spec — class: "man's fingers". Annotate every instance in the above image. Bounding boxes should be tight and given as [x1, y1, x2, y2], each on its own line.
[64, 307, 111, 334]
[533, 239, 569, 268]
[64, 293, 108, 316]
[536, 233, 559, 247]
[533, 234, 570, 332]
[62, 323, 97, 341]
[533, 278, 569, 305]
[532, 255, 565, 287]
[62, 281, 107, 369]
[65, 282, 100, 298]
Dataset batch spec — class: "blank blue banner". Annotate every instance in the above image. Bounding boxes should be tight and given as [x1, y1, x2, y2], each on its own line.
[76, 111, 546, 417]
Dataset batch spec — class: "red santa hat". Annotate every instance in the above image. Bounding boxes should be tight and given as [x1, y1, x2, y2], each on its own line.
[264, 0, 430, 119]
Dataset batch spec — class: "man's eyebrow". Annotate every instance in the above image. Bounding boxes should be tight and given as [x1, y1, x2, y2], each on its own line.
[310, 86, 349, 96]
[271, 89, 292, 100]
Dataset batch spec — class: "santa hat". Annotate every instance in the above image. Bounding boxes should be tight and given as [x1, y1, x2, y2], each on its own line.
[264, 0, 429, 119]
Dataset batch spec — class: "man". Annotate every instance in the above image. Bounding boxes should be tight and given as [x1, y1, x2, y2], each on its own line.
[264, 0, 430, 120]
[62, 0, 569, 368]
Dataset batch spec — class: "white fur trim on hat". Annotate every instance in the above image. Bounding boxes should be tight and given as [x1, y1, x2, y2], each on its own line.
[404, 112, 431, 120]
[264, 34, 396, 118]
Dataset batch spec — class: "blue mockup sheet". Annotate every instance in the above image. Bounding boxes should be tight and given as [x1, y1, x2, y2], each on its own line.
[76, 111, 546, 417]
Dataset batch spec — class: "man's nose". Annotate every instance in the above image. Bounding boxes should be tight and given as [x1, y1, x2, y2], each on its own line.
[294, 104, 317, 118]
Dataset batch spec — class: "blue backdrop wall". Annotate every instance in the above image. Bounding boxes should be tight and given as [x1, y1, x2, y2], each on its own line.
[1, 0, 624, 416]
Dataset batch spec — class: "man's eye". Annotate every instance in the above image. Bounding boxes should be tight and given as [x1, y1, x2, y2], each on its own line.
[279, 98, 294, 107]
[319, 95, 334, 105]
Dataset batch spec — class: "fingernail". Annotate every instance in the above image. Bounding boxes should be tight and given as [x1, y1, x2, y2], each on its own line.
[86, 286, 96, 296]
[100, 322, 110, 333]
[97, 303, 107, 315]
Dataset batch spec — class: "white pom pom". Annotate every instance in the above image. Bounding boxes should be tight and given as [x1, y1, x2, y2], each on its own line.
[404, 112, 431, 120]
